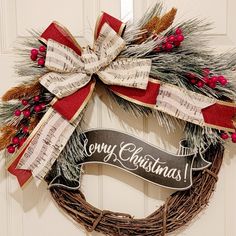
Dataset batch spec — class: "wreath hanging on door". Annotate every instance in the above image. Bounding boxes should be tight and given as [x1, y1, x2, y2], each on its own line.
[0, 3, 236, 235]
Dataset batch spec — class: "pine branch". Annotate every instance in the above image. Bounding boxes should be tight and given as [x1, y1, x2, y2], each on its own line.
[0, 101, 22, 126]
[14, 30, 48, 78]
[184, 123, 222, 149]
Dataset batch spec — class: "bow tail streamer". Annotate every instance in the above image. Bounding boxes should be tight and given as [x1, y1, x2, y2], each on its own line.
[110, 81, 236, 132]
[7, 81, 95, 187]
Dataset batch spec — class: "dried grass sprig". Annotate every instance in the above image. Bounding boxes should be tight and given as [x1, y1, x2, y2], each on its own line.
[2, 81, 41, 101]
[0, 125, 17, 150]
[155, 8, 177, 34]
[144, 16, 160, 33]
[137, 16, 161, 43]
[135, 7, 177, 44]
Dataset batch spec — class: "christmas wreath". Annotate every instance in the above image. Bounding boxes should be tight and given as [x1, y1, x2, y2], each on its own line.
[0, 3, 236, 236]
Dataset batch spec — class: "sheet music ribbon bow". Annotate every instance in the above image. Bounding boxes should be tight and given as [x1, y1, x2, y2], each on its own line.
[7, 13, 157, 187]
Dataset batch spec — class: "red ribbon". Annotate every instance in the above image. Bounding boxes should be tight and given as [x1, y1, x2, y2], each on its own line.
[8, 144, 32, 187]
[110, 80, 160, 108]
[202, 102, 236, 131]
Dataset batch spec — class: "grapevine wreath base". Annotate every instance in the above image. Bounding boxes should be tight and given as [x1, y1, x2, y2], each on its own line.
[47, 145, 223, 236]
[1, 2, 236, 236]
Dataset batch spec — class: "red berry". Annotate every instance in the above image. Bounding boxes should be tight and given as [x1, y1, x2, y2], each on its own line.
[221, 133, 229, 140]
[218, 76, 228, 86]
[23, 110, 31, 118]
[34, 105, 41, 112]
[176, 34, 185, 42]
[173, 41, 181, 47]
[209, 82, 216, 89]
[22, 126, 29, 133]
[203, 68, 210, 76]
[154, 46, 161, 52]
[12, 137, 20, 145]
[14, 109, 21, 116]
[211, 76, 218, 83]
[218, 75, 225, 80]
[34, 95, 40, 102]
[39, 45, 46, 52]
[7, 145, 15, 154]
[203, 77, 210, 84]
[162, 44, 166, 50]
[31, 49, 38, 56]
[175, 28, 182, 35]
[21, 99, 28, 106]
[165, 43, 173, 51]
[39, 103, 46, 110]
[186, 72, 196, 79]
[232, 138, 236, 143]
[221, 79, 228, 86]
[231, 133, 236, 139]
[38, 58, 45, 66]
[197, 80, 205, 88]
[190, 79, 197, 84]
[30, 54, 37, 61]
[19, 138, 27, 147]
[168, 35, 175, 42]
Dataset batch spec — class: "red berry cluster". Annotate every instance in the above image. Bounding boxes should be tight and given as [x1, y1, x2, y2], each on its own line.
[186, 68, 228, 89]
[7, 95, 46, 154]
[220, 132, 236, 143]
[14, 96, 46, 118]
[155, 28, 185, 52]
[30, 45, 46, 66]
[7, 136, 27, 154]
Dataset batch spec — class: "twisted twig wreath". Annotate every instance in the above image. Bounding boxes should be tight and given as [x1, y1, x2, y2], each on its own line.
[47, 145, 224, 236]
[0, 2, 236, 236]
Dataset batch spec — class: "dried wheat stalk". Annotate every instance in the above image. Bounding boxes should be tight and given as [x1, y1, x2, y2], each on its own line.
[2, 81, 41, 101]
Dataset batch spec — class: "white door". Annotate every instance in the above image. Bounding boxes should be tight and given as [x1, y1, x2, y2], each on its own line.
[0, 1, 235, 236]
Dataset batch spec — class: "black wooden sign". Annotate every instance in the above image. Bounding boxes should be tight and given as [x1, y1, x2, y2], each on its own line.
[80, 129, 210, 190]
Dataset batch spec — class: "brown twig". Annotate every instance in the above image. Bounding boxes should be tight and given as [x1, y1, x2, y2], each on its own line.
[49, 144, 224, 236]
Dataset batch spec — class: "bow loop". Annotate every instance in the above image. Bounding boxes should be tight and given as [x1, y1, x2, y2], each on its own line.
[81, 23, 126, 74]
[97, 58, 151, 89]
[41, 22, 151, 100]
[93, 23, 126, 65]
[45, 39, 84, 73]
